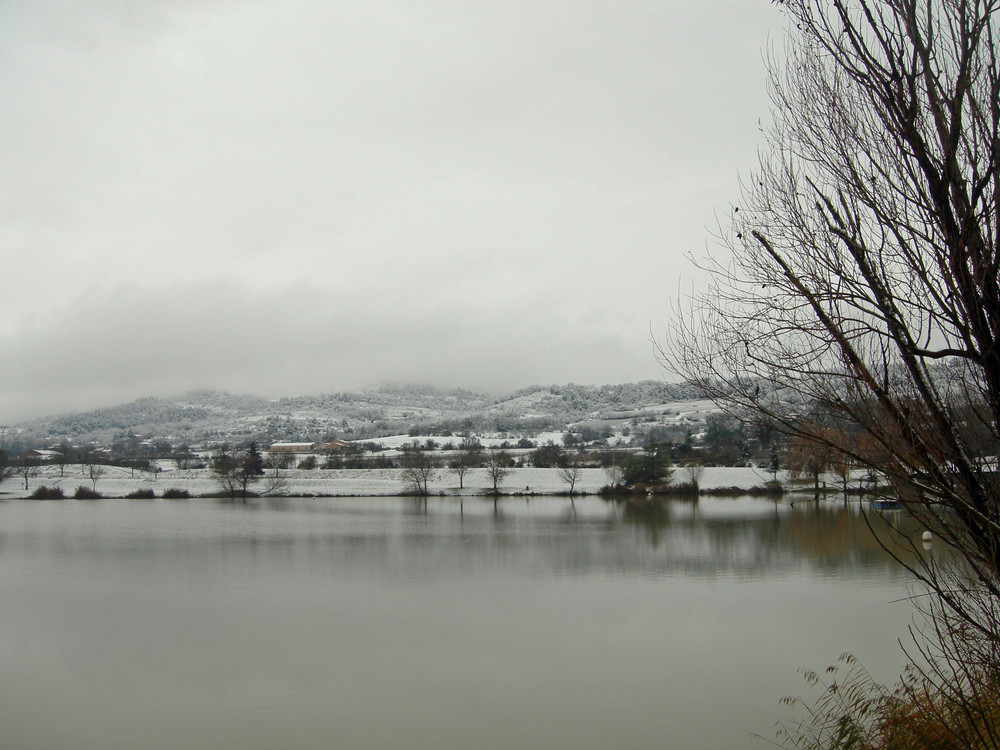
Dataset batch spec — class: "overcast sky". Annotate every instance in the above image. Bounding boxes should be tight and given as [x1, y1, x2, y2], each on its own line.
[1, 1, 781, 422]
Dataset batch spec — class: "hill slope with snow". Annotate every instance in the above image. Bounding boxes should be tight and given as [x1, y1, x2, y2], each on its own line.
[10, 381, 708, 447]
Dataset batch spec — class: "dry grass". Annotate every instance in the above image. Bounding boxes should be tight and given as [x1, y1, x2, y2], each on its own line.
[774, 652, 1000, 750]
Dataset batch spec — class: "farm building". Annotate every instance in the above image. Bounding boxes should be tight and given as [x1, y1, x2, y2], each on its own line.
[268, 442, 317, 454]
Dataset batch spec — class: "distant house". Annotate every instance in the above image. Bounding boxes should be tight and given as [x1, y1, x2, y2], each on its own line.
[268, 440, 351, 454]
[268, 442, 317, 454]
[26, 449, 62, 460]
[318, 440, 351, 453]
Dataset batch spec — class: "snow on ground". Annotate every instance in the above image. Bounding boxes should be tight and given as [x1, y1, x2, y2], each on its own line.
[1, 463, 805, 500]
[532, 431, 568, 445]
[363, 433, 560, 450]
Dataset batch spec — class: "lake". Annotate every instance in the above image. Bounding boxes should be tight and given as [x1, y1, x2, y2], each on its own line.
[0, 494, 921, 749]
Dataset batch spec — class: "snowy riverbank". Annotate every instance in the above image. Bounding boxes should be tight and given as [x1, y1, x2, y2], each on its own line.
[0, 463, 820, 500]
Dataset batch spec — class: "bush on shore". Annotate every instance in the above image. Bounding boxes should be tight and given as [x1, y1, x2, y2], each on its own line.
[29, 486, 65, 500]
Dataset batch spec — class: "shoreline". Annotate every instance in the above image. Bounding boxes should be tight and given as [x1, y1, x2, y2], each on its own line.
[1, 463, 868, 501]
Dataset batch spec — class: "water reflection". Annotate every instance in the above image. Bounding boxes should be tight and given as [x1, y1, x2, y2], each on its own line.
[0, 494, 920, 584]
[0, 494, 920, 750]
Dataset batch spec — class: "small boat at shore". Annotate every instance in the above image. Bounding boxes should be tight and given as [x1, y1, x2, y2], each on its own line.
[870, 498, 901, 510]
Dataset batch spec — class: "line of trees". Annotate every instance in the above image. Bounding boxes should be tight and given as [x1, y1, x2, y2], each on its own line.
[0, 448, 115, 493]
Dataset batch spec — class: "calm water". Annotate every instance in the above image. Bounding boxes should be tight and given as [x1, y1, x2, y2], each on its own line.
[0, 495, 921, 749]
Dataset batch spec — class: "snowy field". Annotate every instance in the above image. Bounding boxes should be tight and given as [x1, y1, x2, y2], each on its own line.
[1, 463, 803, 500]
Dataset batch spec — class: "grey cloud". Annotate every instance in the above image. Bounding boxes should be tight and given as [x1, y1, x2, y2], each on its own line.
[0, 0, 778, 421]
[0, 282, 659, 421]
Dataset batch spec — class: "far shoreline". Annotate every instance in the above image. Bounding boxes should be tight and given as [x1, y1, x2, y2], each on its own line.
[1, 463, 873, 502]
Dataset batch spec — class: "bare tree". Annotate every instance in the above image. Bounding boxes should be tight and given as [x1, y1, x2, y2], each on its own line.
[826, 432, 856, 496]
[269, 451, 295, 470]
[668, 0, 1000, 619]
[82, 450, 107, 493]
[784, 432, 835, 494]
[681, 461, 705, 493]
[15, 454, 40, 491]
[259, 464, 290, 497]
[88, 463, 106, 492]
[173, 444, 196, 470]
[483, 448, 512, 494]
[213, 449, 240, 499]
[400, 446, 437, 496]
[57, 439, 73, 477]
[557, 460, 583, 495]
[599, 446, 626, 488]
[212, 443, 264, 501]
[666, 0, 1000, 741]
[449, 436, 481, 489]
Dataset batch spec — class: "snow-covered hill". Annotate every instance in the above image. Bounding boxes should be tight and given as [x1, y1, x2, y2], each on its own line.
[10, 381, 708, 447]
